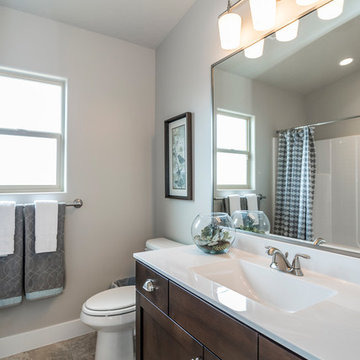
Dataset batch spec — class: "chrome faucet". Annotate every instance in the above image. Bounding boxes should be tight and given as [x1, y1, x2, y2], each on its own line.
[265, 246, 310, 276]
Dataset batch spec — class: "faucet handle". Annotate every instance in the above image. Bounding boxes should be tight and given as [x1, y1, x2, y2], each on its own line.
[265, 246, 288, 258]
[313, 237, 326, 246]
[265, 246, 278, 255]
[295, 253, 310, 259]
[291, 254, 310, 276]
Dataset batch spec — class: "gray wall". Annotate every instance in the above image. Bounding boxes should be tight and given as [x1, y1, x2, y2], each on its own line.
[0, 6, 155, 337]
[305, 69, 360, 139]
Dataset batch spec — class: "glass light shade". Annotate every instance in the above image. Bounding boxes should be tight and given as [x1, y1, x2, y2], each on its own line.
[191, 213, 235, 254]
[249, 0, 276, 31]
[339, 58, 353, 66]
[296, 0, 318, 5]
[317, 0, 344, 20]
[244, 39, 264, 59]
[218, 12, 242, 50]
[276, 20, 299, 42]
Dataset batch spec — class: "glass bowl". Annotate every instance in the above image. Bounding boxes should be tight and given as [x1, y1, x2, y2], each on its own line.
[191, 212, 235, 254]
[232, 210, 270, 234]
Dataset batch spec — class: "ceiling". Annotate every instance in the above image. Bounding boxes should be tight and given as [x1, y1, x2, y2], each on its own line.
[0, 0, 197, 49]
[258, 16, 360, 95]
[217, 1, 360, 95]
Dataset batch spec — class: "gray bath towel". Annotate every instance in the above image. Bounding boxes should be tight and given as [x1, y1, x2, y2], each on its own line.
[24, 204, 65, 300]
[0, 206, 24, 308]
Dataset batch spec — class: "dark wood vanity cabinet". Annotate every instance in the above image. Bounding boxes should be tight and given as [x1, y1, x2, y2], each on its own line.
[169, 282, 257, 360]
[136, 261, 305, 360]
[136, 292, 203, 360]
[258, 336, 304, 360]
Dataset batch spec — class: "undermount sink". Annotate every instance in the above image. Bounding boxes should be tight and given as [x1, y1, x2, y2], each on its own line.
[191, 259, 336, 313]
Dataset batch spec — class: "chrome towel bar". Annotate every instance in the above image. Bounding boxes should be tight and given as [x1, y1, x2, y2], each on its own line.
[65, 199, 83, 208]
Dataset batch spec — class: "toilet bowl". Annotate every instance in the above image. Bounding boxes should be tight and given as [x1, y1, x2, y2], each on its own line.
[80, 286, 136, 360]
[80, 237, 181, 360]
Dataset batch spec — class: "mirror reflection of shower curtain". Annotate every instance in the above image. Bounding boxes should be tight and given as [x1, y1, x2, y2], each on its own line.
[274, 127, 316, 240]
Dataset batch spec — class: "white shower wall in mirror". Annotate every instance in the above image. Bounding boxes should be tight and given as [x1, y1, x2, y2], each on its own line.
[313, 135, 360, 250]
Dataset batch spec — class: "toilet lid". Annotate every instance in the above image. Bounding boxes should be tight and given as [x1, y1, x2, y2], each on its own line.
[84, 285, 136, 312]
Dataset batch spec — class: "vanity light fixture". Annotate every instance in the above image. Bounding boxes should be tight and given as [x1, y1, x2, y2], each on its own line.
[339, 57, 353, 66]
[244, 39, 264, 59]
[275, 20, 299, 42]
[249, 0, 277, 31]
[296, 0, 318, 5]
[317, 0, 344, 20]
[218, 0, 242, 50]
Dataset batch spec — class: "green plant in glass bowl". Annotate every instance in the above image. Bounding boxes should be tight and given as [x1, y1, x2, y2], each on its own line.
[232, 210, 270, 234]
[191, 213, 235, 254]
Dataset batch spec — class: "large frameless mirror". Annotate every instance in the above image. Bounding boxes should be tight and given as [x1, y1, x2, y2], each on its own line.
[212, 0, 360, 257]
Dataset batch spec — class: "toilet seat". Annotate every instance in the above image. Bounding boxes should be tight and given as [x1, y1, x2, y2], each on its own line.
[82, 285, 136, 317]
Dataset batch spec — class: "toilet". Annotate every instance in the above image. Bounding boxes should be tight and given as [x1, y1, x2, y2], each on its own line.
[80, 237, 182, 360]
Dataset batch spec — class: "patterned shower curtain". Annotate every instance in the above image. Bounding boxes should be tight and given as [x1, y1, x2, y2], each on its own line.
[274, 127, 316, 241]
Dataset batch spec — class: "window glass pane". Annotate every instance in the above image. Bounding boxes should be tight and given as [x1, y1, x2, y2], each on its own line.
[0, 75, 62, 133]
[217, 152, 248, 186]
[217, 114, 248, 151]
[0, 135, 57, 185]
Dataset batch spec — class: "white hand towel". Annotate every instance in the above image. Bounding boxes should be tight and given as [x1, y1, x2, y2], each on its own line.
[0, 201, 16, 256]
[228, 194, 241, 216]
[246, 194, 259, 225]
[35, 200, 58, 254]
[245, 194, 258, 211]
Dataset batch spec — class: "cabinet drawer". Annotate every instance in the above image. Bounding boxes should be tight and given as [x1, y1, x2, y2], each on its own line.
[169, 282, 257, 360]
[136, 262, 168, 314]
[259, 336, 305, 360]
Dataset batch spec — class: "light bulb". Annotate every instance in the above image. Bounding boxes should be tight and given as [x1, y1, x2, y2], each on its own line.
[296, 0, 318, 5]
[218, 12, 242, 50]
[244, 39, 264, 59]
[317, 0, 344, 20]
[339, 58, 353, 66]
[249, 0, 277, 31]
[276, 20, 299, 42]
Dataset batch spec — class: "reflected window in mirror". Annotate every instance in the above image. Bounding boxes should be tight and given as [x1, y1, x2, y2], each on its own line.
[214, 110, 254, 198]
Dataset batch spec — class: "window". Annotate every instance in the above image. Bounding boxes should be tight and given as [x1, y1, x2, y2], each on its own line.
[214, 110, 253, 195]
[0, 69, 66, 193]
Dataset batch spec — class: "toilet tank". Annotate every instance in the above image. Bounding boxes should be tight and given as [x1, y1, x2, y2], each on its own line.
[145, 237, 184, 251]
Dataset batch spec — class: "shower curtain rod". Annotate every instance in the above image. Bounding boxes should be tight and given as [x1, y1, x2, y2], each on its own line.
[276, 114, 360, 134]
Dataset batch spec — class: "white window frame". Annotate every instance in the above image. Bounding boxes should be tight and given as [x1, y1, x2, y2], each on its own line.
[0, 68, 66, 193]
[214, 109, 254, 197]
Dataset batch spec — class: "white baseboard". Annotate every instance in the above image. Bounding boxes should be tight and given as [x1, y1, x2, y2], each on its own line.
[0, 319, 94, 359]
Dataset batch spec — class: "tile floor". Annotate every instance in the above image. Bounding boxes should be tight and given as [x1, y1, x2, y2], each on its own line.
[3, 332, 97, 360]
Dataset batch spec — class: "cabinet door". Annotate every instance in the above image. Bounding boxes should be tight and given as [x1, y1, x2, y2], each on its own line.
[136, 291, 203, 360]
[259, 336, 305, 360]
[169, 282, 257, 360]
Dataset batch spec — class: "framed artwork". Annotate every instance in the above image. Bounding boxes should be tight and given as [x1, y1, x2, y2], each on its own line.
[164, 112, 193, 200]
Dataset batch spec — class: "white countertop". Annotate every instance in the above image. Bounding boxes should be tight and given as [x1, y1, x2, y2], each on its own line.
[134, 244, 360, 360]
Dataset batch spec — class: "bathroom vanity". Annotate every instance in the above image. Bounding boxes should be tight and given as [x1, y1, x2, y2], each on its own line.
[134, 238, 360, 360]
[135, 260, 302, 360]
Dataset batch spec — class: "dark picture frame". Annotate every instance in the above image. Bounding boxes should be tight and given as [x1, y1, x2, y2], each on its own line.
[164, 112, 193, 200]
